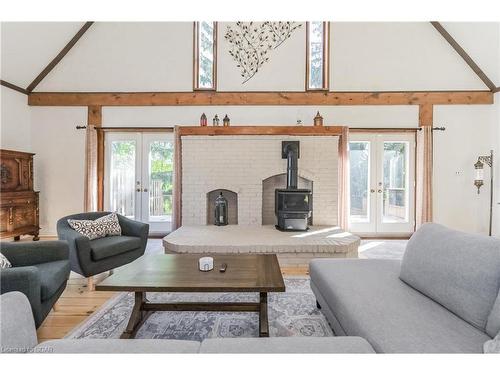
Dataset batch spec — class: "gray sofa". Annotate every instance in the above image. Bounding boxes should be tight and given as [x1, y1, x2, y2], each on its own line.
[0, 291, 374, 354]
[57, 212, 148, 279]
[0, 241, 70, 328]
[310, 223, 500, 353]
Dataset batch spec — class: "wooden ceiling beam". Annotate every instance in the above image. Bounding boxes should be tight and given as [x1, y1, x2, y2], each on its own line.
[431, 22, 497, 92]
[0, 80, 28, 95]
[27, 90, 493, 106]
[26, 22, 94, 93]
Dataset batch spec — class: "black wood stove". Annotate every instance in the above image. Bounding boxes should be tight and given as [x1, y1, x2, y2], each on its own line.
[275, 141, 312, 231]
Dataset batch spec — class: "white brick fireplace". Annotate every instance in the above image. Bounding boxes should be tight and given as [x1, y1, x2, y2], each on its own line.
[181, 135, 339, 226]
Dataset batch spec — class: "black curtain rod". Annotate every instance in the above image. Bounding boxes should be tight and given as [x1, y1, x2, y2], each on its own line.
[75, 125, 446, 131]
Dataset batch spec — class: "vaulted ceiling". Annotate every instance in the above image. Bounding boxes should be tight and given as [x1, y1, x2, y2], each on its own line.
[1, 22, 499, 93]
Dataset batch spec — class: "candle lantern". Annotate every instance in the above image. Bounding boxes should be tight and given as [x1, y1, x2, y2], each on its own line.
[200, 113, 207, 126]
[474, 159, 484, 193]
[213, 114, 220, 126]
[214, 192, 228, 226]
[313, 111, 324, 126]
[223, 114, 230, 127]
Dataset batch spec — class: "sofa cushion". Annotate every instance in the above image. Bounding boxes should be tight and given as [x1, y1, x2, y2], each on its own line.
[400, 223, 500, 332]
[310, 259, 491, 353]
[90, 236, 141, 261]
[33, 260, 70, 301]
[199, 337, 375, 353]
[35, 339, 200, 353]
[486, 290, 500, 337]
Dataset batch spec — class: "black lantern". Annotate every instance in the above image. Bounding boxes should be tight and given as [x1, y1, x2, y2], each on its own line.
[214, 192, 228, 226]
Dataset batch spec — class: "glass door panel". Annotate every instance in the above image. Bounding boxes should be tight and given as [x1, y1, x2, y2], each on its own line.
[105, 134, 140, 219]
[382, 141, 409, 224]
[376, 135, 414, 234]
[349, 137, 376, 233]
[141, 134, 174, 233]
[349, 141, 371, 223]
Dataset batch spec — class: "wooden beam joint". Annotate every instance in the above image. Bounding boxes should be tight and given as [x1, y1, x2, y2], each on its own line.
[418, 104, 434, 127]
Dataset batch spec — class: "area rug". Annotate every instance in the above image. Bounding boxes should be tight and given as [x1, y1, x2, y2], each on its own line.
[65, 277, 333, 341]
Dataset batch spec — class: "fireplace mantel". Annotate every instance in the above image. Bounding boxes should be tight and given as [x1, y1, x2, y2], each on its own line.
[177, 125, 345, 137]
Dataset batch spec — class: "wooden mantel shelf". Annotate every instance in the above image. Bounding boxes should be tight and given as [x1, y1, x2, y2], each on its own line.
[177, 125, 345, 137]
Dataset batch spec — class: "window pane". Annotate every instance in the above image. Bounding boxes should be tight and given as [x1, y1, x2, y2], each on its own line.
[382, 142, 409, 223]
[198, 21, 215, 89]
[349, 141, 370, 222]
[148, 140, 174, 222]
[109, 141, 136, 218]
[308, 22, 325, 89]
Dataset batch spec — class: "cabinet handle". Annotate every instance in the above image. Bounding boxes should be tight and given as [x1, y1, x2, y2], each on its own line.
[378, 189, 382, 193]
[370, 189, 375, 193]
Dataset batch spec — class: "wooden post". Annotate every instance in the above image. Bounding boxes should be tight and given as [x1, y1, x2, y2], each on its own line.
[87, 106, 104, 211]
[87, 276, 95, 292]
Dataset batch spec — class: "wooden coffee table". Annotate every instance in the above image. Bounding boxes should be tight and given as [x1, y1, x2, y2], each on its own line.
[96, 254, 285, 339]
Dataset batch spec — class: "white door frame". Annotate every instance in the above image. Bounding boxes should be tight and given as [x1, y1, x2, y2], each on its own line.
[104, 131, 174, 235]
[348, 132, 416, 237]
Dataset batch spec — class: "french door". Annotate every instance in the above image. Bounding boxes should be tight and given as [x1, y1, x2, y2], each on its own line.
[104, 132, 174, 235]
[348, 133, 415, 236]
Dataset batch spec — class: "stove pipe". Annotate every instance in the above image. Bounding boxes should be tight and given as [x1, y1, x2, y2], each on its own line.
[284, 142, 299, 189]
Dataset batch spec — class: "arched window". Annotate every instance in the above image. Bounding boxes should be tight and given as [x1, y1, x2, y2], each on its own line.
[306, 22, 329, 90]
[194, 21, 217, 90]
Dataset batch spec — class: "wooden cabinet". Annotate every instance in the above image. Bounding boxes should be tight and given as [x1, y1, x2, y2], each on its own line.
[0, 150, 40, 241]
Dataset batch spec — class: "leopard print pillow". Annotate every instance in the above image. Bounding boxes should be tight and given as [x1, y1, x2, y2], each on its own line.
[68, 213, 122, 240]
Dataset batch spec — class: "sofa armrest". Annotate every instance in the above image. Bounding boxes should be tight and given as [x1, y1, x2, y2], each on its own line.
[0, 241, 69, 267]
[0, 292, 38, 353]
[118, 215, 149, 239]
[1, 266, 41, 308]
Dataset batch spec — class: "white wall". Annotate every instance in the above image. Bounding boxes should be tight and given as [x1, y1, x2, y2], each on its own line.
[434, 105, 498, 234]
[330, 22, 485, 91]
[36, 22, 193, 92]
[30, 107, 87, 235]
[102, 105, 418, 127]
[0, 86, 31, 151]
[35, 22, 493, 92]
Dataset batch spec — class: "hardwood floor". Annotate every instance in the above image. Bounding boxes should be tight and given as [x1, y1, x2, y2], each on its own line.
[37, 275, 117, 342]
[37, 264, 308, 342]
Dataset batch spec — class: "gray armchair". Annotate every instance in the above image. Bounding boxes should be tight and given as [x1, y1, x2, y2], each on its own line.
[57, 212, 148, 289]
[0, 241, 70, 328]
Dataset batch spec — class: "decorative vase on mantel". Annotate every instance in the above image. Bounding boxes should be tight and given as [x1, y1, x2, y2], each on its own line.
[200, 113, 207, 126]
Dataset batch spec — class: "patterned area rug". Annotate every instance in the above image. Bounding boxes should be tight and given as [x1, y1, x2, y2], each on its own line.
[65, 277, 333, 341]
